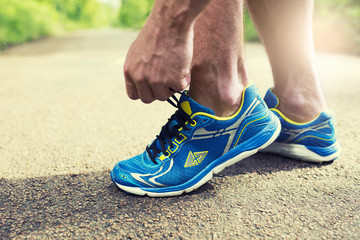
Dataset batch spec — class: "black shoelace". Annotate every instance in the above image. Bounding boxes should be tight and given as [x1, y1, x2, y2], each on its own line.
[146, 93, 195, 164]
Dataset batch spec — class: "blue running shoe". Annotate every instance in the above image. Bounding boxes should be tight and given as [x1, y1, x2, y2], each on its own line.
[262, 88, 340, 163]
[111, 84, 281, 197]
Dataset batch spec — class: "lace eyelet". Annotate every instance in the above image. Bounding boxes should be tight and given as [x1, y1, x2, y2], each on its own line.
[175, 136, 182, 142]
[190, 120, 197, 127]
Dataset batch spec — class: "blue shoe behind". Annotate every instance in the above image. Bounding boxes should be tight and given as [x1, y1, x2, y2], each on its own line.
[111, 84, 281, 197]
[262, 88, 340, 163]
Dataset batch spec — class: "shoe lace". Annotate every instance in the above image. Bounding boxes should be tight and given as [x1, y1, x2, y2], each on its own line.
[146, 92, 195, 164]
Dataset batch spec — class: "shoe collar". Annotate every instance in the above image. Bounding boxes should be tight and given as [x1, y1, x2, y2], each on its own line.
[264, 88, 279, 109]
[179, 91, 215, 116]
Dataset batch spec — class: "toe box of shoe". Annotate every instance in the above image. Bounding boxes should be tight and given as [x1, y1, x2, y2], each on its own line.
[111, 152, 160, 188]
[111, 163, 138, 187]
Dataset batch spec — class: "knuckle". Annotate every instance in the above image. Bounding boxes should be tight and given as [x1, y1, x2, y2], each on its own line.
[174, 81, 187, 91]
[123, 64, 130, 74]
[148, 76, 162, 86]
[133, 73, 146, 83]
[180, 77, 190, 88]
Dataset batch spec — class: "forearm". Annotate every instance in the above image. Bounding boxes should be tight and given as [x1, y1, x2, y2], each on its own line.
[148, 0, 212, 35]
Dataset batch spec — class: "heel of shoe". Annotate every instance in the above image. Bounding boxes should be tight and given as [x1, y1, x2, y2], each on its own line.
[237, 110, 281, 151]
[263, 141, 340, 163]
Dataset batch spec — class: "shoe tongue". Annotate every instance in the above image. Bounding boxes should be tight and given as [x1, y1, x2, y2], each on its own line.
[167, 92, 214, 134]
[179, 92, 215, 116]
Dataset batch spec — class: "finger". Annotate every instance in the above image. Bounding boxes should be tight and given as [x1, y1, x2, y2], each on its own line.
[135, 79, 156, 104]
[151, 84, 173, 101]
[170, 73, 191, 92]
[124, 72, 139, 100]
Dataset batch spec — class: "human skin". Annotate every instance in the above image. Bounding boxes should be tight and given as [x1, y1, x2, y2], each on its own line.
[124, 0, 248, 117]
[124, 0, 327, 122]
[189, 0, 249, 117]
[246, 0, 327, 122]
[123, 0, 212, 103]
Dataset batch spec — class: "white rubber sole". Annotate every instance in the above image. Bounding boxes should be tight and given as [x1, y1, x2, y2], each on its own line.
[261, 142, 340, 163]
[115, 117, 281, 197]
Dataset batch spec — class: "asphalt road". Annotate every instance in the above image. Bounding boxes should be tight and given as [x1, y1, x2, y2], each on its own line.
[0, 29, 359, 239]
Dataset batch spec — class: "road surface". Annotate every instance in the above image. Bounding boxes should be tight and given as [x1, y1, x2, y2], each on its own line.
[0, 29, 359, 239]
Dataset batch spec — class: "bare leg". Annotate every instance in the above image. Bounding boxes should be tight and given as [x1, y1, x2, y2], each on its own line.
[189, 0, 249, 117]
[246, 0, 326, 122]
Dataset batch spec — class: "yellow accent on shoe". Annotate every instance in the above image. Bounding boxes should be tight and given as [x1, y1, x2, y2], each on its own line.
[180, 101, 192, 115]
[269, 88, 322, 126]
[159, 154, 169, 161]
[174, 133, 187, 144]
[234, 111, 269, 147]
[184, 151, 208, 168]
[158, 134, 188, 161]
[294, 132, 336, 143]
[270, 108, 321, 126]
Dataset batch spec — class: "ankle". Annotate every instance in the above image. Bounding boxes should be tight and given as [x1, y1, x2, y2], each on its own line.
[189, 50, 249, 117]
[273, 88, 327, 123]
[188, 73, 248, 117]
[189, 88, 242, 117]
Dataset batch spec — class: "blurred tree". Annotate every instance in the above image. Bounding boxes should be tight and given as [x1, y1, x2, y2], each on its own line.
[117, 0, 153, 28]
[116, 0, 360, 54]
[35, 0, 113, 26]
[0, 0, 61, 49]
[116, 0, 259, 41]
[0, 0, 115, 50]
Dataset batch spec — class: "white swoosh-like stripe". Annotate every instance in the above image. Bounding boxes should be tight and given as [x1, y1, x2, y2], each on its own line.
[130, 98, 262, 187]
[148, 158, 174, 187]
[283, 121, 332, 143]
[192, 98, 260, 154]
[130, 163, 165, 187]
[130, 158, 173, 187]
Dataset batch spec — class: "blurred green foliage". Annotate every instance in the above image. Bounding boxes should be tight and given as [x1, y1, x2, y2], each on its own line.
[117, 0, 360, 54]
[0, 0, 114, 50]
[36, 0, 114, 28]
[1, 0, 359, 53]
[243, 9, 258, 42]
[116, 0, 258, 41]
[117, 0, 152, 28]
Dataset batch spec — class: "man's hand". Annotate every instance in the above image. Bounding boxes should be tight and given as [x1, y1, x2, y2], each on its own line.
[123, 0, 211, 103]
[124, 21, 193, 103]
